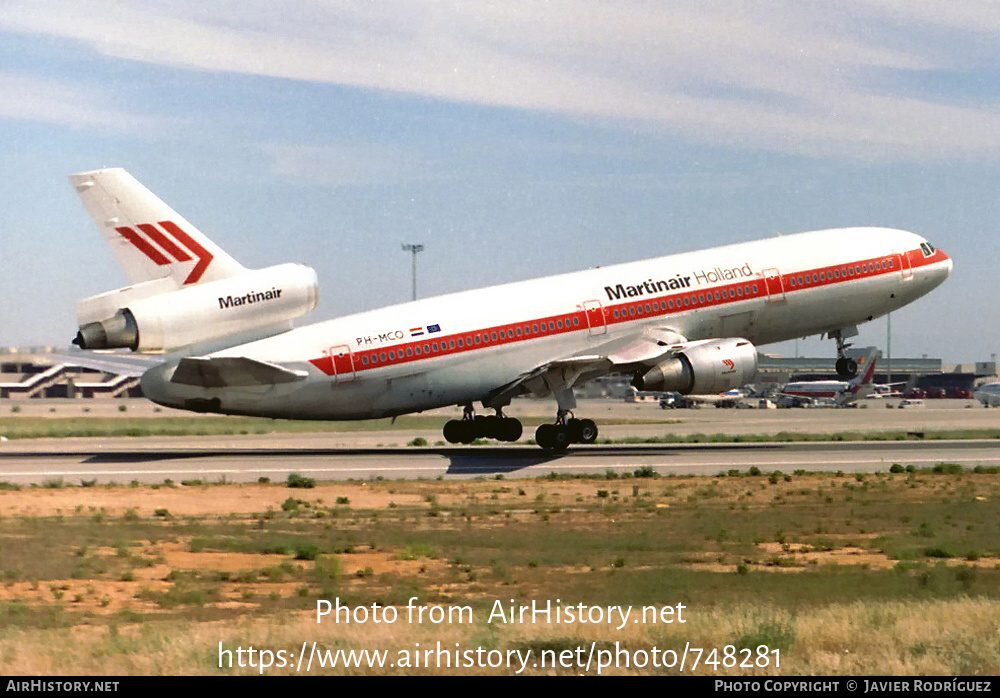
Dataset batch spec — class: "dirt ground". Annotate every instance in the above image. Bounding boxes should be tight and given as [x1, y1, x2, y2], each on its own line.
[2, 477, 997, 623]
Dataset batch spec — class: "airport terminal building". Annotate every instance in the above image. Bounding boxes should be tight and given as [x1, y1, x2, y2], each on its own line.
[0, 347, 141, 399]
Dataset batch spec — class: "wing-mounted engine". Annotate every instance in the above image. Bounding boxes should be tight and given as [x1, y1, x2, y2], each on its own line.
[632, 338, 758, 394]
[73, 263, 319, 351]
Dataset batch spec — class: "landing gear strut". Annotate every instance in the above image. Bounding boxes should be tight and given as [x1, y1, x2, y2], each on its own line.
[534, 410, 598, 451]
[443, 404, 522, 444]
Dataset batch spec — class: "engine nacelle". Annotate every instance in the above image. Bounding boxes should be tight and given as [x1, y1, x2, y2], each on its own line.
[633, 338, 758, 394]
[73, 263, 319, 351]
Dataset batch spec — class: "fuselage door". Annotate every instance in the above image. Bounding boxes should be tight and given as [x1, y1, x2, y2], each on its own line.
[582, 300, 607, 335]
[897, 251, 913, 281]
[762, 268, 786, 303]
[329, 345, 356, 384]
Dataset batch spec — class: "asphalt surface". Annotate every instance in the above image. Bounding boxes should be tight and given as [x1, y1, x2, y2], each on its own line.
[1, 398, 997, 484]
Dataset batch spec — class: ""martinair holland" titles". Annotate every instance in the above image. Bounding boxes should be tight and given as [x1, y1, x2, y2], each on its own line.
[604, 263, 754, 301]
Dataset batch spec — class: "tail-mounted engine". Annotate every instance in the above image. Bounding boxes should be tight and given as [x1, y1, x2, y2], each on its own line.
[73, 263, 319, 351]
[632, 338, 758, 394]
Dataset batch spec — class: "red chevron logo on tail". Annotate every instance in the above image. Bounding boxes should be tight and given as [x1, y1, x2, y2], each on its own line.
[115, 221, 213, 284]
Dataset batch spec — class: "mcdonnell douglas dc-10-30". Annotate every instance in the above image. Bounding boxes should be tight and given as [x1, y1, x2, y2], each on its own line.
[67, 169, 952, 449]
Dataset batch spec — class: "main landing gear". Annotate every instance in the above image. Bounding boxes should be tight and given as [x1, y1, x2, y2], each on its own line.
[534, 410, 598, 451]
[442, 405, 599, 450]
[443, 405, 523, 444]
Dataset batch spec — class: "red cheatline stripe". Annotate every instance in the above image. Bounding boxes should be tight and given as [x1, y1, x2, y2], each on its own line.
[308, 246, 944, 377]
[159, 220, 213, 284]
[116, 226, 171, 265]
[137, 223, 192, 262]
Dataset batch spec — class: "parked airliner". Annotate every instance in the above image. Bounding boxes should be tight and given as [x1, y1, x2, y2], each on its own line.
[779, 348, 878, 406]
[66, 169, 952, 449]
[974, 383, 1000, 407]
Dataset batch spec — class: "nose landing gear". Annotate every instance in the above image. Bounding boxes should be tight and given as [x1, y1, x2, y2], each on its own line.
[831, 328, 859, 378]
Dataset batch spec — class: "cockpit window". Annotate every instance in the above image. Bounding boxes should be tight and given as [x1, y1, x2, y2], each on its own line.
[920, 242, 936, 257]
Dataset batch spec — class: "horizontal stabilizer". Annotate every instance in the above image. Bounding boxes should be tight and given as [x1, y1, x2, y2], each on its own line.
[46, 349, 162, 378]
[171, 357, 308, 388]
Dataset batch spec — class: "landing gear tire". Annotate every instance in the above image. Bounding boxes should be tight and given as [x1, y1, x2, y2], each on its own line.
[537, 419, 593, 450]
[499, 418, 523, 442]
[446, 415, 522, 444]
[535, 423, 570, 450]
[443, 419, 465, 444]
[550, 425, 571, 451]
[573, 418, 598, 444]
[836, 357, 858, 378]
[443, 419, 476, 444]
[535, 423, 555, 449]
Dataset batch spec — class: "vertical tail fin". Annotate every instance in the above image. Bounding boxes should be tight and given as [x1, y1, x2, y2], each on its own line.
[845, 347, 879, 400]
[69, 168, 245, 288]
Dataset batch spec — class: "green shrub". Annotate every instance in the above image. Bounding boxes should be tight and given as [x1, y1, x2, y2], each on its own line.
[287, 472, 315, 489]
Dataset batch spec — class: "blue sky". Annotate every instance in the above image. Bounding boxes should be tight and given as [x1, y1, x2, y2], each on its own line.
[1, 1, 997, 363]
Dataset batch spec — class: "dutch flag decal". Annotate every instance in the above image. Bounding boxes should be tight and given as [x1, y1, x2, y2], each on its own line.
[410, 324, 442, 337]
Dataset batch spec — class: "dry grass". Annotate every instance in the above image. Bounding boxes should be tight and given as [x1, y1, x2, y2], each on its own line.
[2, 599, 998, 675]
[2, 472, 999, 675]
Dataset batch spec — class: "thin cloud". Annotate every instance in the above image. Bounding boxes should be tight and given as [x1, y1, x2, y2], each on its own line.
[3, 1, 1000, 159]
[0, 70, 166, 132]
[265, 142, 433, 187]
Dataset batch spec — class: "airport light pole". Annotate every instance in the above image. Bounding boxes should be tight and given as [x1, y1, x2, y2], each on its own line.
[886, 312, 892, 387]
[401, 243, 424, 301]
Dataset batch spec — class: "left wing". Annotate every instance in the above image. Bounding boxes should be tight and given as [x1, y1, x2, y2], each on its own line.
[170, 356, 308, 388]
[483, 327, 696, 409]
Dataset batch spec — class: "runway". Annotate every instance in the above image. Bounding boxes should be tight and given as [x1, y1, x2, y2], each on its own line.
[2, 398, 998, 484]
[2, 439, 998, 485]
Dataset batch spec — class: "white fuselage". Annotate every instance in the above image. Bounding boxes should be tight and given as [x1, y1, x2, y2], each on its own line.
[140, 227, 952, 419]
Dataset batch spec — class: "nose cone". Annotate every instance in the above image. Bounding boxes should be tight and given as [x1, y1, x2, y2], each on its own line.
[933, 249, 953, 286]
